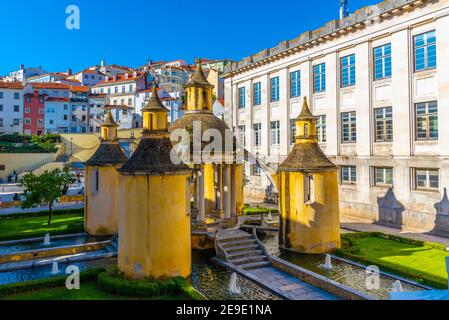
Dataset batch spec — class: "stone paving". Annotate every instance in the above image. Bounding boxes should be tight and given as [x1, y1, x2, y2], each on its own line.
[250, 267, 337, 300]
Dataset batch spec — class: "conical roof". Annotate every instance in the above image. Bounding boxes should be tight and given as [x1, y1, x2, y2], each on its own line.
[142, 81, 169, 113]
[102, 109, 119, 127]
[186, 59, 213, 88]
[297, 97, 316, 120]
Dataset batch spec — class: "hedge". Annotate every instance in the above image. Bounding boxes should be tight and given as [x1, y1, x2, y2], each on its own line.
[244, 206, 279, 216]
[97, 268, 207, 300]
[335, 232, 448, 289]
[0, 268, 105, 297]
[0, 208, 84, 220]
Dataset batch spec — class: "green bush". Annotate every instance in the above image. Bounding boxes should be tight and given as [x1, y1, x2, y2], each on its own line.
[0, 268, 105, 297]
[244, 206, 279, 216]
[97, 268, 206, 299]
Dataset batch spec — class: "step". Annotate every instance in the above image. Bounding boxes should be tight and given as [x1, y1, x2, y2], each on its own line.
[227, 249, 264, 259]
[219, 235, 253, 243]
[222, 239, 257, 248]
[239, 260, 271, 270]
[229, 255, 268, 266]
[226, 244, 259, 254]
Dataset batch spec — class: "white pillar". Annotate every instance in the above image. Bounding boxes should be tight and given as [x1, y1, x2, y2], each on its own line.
[224, 164, 231, 219]
[231, 165, 236, 216]
[198, 165, 205, 222]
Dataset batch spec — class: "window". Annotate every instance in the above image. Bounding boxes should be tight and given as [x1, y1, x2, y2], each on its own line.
[253, 82, 261, 106]
[375, 107, 393, 142]
[114, 86, 118, 94]
[49, 120, 54, 125]
[37, 119, 43, 126]
[252, 164, 261, 176]
[25, 118, 31, 125]
[253, 123, 261, 147]
[129, 85, 134, 92]
[13, 92, 20, 100]
[38, 109, 44, 114]
[416, 101, 438, 140]
[26, 97, 31, 103]
[63, 115, 68, 121]
[39, 97, 44, 104]
[82, 105, 87, 111]
[414, 31, 436, 72]
[238, 125, 246, 146]
[341, 54, 356, 87]
[72, 105, 76, 111]
[374, 44, 392, 80]
[374, 167, 393, 186]
[0, 119, 3, 126]
[12, 105, 19, 113]
[271, 121, 280, 145]
[290, 71, 301, 98]
[64, 105, 68, 110]
[317, 115, 326, 143]
[290, 119, 296, 144]
[128, 99, 132, 106]
[122, 86, 126, 93]
[313, 63, 326, 93]
[414, 169, 439, 191]
[0, 105, 3, 112]
[0, 92, 3, 99]
[13, 119, 20, 126]
[304, 174, 315, 204]
[341, 111, 356, 143]
[270, 77, 280, 102]
[92, 169, 99, 194]
[341, 166, 357, 184]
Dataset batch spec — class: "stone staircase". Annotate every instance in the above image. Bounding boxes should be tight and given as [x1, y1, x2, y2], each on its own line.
[105, 235, 118, 253]
[215, 229, 271, 271]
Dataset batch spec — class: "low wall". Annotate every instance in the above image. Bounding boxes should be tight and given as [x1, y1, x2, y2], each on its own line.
[0, 152, 57, 181]
[268, 256, 375, 300]
[340, 201, 441, 233]
[191, 234, 214, 250]
[0, 241, 109, 264]
[60, 195, 84, 203]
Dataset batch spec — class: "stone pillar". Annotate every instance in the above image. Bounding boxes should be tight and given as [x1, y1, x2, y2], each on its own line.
[224, 164, 231, 219]
[231, 165, 236, 216]
[198, 164, 205, 222]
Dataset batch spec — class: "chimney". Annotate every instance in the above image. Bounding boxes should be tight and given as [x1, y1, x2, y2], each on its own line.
[20, 64, 24, 70]
[67, 68, 72, 76]
[100, 60, 106, 67]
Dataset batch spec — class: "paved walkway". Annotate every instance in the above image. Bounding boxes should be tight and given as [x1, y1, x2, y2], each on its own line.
[0, 202, 83, 215]
[341, 215, 449, 247]
[250, 267, 337, 300]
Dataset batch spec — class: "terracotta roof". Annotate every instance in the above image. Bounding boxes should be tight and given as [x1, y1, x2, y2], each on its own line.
[94, 72, 145, 86]
[31, 83, 70, 90]
[70, 85, 90, 93]
[0, 82, 24, 89]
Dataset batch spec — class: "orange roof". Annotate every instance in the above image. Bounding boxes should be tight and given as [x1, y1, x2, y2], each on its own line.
[70, 85, 90, 93]
[94, 72, 145, 86]
[0, 82, 24, 89]
[31, 83, 70, 90]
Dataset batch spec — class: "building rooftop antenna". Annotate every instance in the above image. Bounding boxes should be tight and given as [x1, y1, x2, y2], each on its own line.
[339, 0, 349, 19]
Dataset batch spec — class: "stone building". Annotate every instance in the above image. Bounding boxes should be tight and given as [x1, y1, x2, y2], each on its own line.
[223, 0, 449, 233]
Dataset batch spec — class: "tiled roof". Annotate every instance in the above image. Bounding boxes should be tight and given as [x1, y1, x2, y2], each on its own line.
[94, 72, 145, 86]
[70, 85, 90, 93]
[0, 82, 24, 89]
[31, 83, 70, 90]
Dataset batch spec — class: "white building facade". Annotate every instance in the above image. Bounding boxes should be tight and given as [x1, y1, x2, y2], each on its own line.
[0, 82, 24, 134]
[223, 0, 449, 233]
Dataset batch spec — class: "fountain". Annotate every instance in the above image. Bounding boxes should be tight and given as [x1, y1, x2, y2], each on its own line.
[391, 280, 404, 293]
[51, 261, 59, 275]
[229, 272, 241, 294]
[43, 233, 51, 246]
[322, 254, 333, 270]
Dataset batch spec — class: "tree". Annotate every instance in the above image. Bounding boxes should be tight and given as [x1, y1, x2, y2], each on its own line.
[19, 166, 75, 225]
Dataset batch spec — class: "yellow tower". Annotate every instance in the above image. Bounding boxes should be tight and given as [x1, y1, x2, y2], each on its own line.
[277, 97, 341, 254]
[85, 109, 128, 235]
[170, 60, 244, 230]
[118, 82, 192, 279]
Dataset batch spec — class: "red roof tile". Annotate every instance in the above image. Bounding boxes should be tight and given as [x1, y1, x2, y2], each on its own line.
[0, 82, 24, 89]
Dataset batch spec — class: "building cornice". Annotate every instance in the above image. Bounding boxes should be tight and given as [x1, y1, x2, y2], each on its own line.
[222, 0, 432, 78]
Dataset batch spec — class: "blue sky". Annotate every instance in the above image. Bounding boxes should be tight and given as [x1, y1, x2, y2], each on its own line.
[0, 0, 378, 75]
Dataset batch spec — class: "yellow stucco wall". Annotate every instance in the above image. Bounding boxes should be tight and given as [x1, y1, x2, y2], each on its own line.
[235, 164, 244, 215]
[84, 165, 121, 235]
[118, 174, 191, 279]
[0, 152, 57, 180]
[204, 164, 215, 215]
[279, 170, 341, 254]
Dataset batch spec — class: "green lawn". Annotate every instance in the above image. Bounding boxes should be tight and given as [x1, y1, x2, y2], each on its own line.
[337, 233, 449, 288]
[0, 282, 189, 300]
[243, 206, 278, 216]
[0, 213, 84, 241]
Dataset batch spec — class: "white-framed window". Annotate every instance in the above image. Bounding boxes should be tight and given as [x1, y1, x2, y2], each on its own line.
[374, 167, 393, 187]
[415, 101, 438, 141]
[252, 164, 261, 176]
[413, 168, 439, 191]
[375, 107, 393, 142]
[374, 43, 392, 80]
[341, 111, 356, 143]
[92, 168, 99, 194]
[238, 87, 246, 109]
[238, 125, 246, 146]
[340, 54, 356, 87]
[25, 118, 31, 125]
[290, 119, 296, 144]
[271, 121, 280, 146]
[253, 123, 261, 147]
[313, 63, 326, 93]
[341, 166, 356, 184]
[317, 115, 326, 143]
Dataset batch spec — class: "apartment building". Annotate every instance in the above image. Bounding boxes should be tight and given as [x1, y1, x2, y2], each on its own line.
[0, 82, 24, 134]
[23, 91, 46, 135]
[223, 0, 449, 233]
